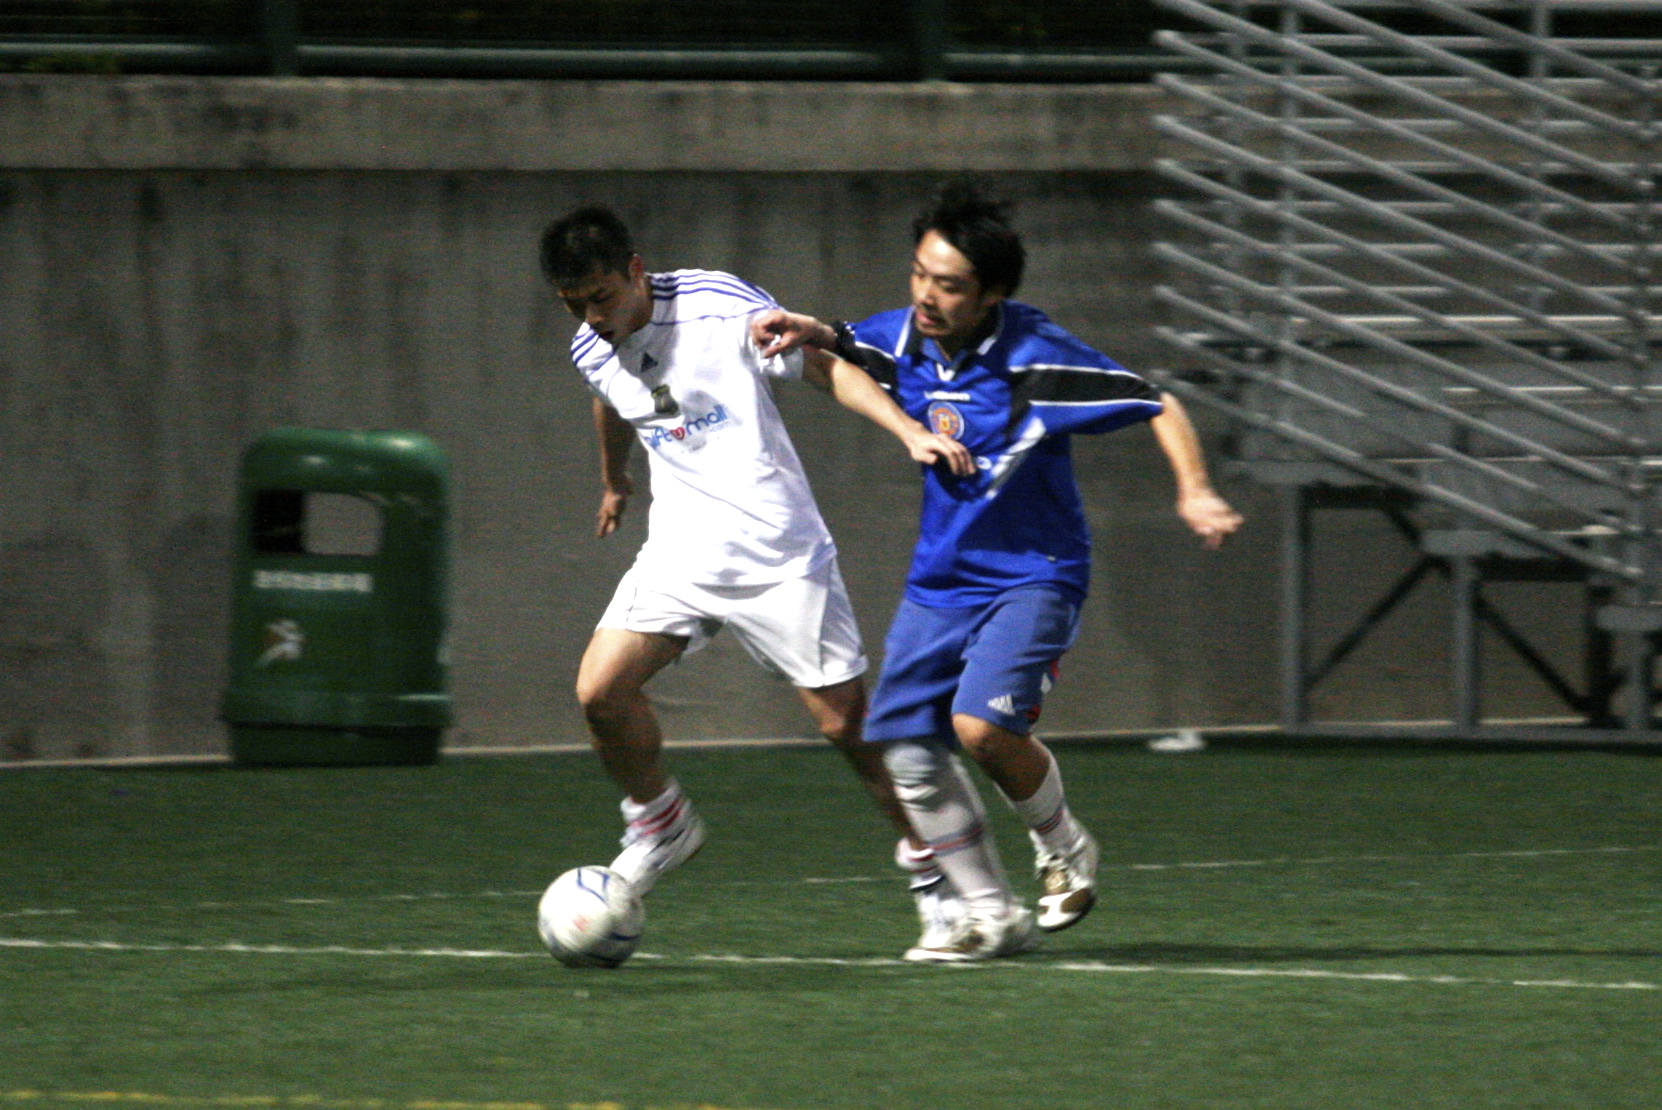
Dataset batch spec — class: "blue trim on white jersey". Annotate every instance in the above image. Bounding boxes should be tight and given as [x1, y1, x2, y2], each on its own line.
[571, 328, 606, 363]
[569, 269, 778, 369]
[650, 270, 776, 310]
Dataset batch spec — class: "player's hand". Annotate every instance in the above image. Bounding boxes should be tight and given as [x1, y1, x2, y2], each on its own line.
[596, 480, 633, 538]
[1178, 490, 1244, 549]
[751, 310, 834, 358]
[906, 430, 976, 477]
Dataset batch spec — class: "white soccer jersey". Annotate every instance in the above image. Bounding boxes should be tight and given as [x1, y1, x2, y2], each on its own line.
[571, 269, 834, 587]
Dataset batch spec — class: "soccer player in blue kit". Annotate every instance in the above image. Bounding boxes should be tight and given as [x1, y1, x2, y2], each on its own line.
[753, 182, 1244, 961]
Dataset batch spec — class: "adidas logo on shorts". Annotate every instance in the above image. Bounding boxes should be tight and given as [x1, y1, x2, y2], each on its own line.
[987, 694, 1016, 715]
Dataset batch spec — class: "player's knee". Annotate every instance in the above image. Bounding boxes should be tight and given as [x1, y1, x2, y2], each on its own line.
[883, 739, 949, 806]
[801, 678, 866, 749]
[952, 713, 1013, 763]
[575, 673, 634, 731]
[816, 710, 860, 748]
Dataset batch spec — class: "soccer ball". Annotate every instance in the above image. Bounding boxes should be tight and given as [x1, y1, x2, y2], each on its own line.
[536, 865, 645, 968]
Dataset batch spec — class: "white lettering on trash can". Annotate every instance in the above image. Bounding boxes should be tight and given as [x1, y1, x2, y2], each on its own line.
[253, 569, 374, 594]
[257, 618, 305, 666]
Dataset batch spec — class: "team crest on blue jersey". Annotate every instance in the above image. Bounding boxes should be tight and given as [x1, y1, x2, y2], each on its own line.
[927, 402, 965, 440]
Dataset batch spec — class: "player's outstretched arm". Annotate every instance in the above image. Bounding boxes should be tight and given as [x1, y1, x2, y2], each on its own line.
[593, 398, 635, 538]
[751, 309, 836, 358]
[1150, 392, 1244, 549]
[801, 347, 975, 476]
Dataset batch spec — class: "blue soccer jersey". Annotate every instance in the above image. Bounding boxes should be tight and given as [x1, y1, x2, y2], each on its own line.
[850, 301, 1163, 607]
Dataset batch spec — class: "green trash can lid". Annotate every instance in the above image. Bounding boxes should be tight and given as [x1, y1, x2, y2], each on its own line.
[241, 428, 448, 497]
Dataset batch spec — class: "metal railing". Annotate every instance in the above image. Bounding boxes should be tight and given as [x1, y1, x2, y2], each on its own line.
[1150, 0, 1662, 739]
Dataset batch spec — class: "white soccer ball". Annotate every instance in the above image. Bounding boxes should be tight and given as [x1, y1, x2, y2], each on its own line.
[536, 865, 645, 968]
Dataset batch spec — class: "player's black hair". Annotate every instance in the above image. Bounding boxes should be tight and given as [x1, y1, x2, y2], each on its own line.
[540, 206, 636, 287]
[911, 180, 1025, 296]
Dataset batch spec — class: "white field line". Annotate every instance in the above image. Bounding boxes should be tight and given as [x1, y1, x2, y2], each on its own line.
[0, 736, 828, 770]
[0, 1091, 750, 1110]
[0, 937, 1654, 993]
[1115, 844, 1659, 872]
[0, 891, 545, 921]
[2, 844, 1652, 922]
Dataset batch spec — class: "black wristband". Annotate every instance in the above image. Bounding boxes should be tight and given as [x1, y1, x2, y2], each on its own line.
[830, 320, 865, 367]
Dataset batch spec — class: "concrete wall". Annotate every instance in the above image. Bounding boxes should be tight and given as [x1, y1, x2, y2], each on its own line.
[0, 76, 1568, 761]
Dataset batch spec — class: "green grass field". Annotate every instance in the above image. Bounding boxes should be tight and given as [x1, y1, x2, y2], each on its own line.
[2, 743, 1659, 1110]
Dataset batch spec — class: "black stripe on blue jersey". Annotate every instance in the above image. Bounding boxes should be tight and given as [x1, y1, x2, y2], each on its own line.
[1006, 364, 1160, 436]
[846, 341, 899, 392]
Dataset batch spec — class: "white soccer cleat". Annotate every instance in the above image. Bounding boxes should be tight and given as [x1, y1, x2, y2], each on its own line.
[894, 837, 966, 954]
[610, 805, 707, 897]
[909, 873, 965, 953]
[1034, 826, 1098, 932]
[903, 904, 1036, 963]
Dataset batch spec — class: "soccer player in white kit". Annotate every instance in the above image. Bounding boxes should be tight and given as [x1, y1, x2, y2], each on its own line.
[540, 207, 975, 949]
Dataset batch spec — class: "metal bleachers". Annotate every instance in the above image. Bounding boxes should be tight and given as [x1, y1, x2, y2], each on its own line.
[1149, 0, 1662, 741]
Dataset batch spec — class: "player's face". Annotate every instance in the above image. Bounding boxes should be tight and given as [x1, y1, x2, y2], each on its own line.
[558, 256, 653, 346]
[910, 230, 1005, 354]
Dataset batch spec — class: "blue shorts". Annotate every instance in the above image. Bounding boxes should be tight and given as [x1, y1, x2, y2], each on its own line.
[865, 584, 1083, 743]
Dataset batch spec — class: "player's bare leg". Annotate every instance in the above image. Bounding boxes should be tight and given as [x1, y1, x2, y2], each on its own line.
[952, 714, 1051, 801]
[575, 627, 706, 893]
[797, 679, 962, 951]
[796, 677, 916, 842]
[576, 627, 687, 801]
[954, 713, 1099, 932]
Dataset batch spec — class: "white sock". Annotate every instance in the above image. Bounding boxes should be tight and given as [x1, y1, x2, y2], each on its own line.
[895, 838, 945, 892]
[1002, 752, 1082, 857]
[884, 741, 1013, 916]
[620, 778, 689, 839]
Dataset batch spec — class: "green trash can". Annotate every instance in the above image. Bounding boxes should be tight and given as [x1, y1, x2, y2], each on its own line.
[221, 428, 452, 766]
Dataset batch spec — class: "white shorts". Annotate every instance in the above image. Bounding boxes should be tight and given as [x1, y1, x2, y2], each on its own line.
[597, 556, 868, 690]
